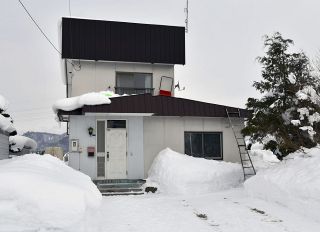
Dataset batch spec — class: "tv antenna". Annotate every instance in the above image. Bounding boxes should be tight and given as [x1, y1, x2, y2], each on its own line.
[184, 0, 189, 33]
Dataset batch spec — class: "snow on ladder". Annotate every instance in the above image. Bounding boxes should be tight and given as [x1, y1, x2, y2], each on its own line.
[226, 108, 256, 180]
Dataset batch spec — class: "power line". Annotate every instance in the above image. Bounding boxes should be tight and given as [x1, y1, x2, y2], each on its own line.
[18, 0, 61, 55]
[17, 0, 80, 69]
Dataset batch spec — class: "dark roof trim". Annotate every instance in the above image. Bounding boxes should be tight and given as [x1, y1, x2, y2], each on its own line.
[57, 94, 250, 119]
[62, 18, 185, 65]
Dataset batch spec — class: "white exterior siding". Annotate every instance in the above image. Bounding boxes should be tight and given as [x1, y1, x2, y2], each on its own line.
[66, 61, 174, 97]
[0, 133, 9, 160]
[143, 116, 240, 178]
[68, 115, 144, 179]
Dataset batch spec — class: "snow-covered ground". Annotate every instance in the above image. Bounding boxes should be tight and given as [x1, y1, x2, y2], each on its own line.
[1, 148, 320, 232]
[65, 188, 319, 232]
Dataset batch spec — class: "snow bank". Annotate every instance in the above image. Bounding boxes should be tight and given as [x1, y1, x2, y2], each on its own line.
[9, 135, 37, 152]
[147, 148, 243, 195]
[0, 154, 102, 230]
[244, 147, 320, 222]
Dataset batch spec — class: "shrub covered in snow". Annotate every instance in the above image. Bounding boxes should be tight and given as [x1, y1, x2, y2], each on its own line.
[0, 94, 16, 135]
[242, 32, 320, 156]
[0, 154, 102, 230]
[244, 147, 320, 223]
[9, 135, 37, 152]
[146, 148, 243, 195]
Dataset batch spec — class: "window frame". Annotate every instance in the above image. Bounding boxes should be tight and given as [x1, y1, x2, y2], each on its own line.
[184, 131, 223, 160]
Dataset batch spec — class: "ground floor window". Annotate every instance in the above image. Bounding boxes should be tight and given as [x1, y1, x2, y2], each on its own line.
[184, 132, 223, 159]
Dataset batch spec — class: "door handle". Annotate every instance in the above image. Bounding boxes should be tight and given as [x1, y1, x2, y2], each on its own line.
[107, 152, 109, 161]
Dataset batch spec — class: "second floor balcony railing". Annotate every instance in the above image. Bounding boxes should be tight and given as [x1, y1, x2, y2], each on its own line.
[115, 87, 154, 95]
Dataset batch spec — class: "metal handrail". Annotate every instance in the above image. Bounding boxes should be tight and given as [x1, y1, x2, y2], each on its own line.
[114, 87, 154, 95]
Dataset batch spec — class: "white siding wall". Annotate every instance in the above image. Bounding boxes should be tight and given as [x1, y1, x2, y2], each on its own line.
[143, 116, 240, 178]
[0, 133, 9, 160]
[67, 61, 174, 97]
[68, 115, 144, 179]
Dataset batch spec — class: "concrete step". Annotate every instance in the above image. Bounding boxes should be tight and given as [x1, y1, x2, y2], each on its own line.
[94, 179, 146, 196]
[102, 191, 144, 196]
[99, 187, 143, 193]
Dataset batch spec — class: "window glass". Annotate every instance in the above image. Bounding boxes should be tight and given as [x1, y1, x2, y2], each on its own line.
[184, 132, 222, 159]
[116, 72, 152, 88]
[204, 133, 221, 158]
[191, 133, 202, 157]
[107, 120, 126, 128]
[97, 121, 105, 153]
[184, 133, 191, 155]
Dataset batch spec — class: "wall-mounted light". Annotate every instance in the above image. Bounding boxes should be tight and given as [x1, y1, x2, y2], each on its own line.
[88, 127, 95, 136]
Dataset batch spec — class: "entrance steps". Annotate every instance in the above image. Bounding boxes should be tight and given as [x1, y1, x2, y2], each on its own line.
[93, 179, 146, 196]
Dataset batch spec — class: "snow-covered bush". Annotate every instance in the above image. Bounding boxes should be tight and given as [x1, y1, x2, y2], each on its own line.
[244, 147, 320, 222]
[242, 32, 320, 156]
[0, 154, 102, 230]
[9, 135, 37, 153]
[146, 148, 242, 195]
[0, 94, 16, 135]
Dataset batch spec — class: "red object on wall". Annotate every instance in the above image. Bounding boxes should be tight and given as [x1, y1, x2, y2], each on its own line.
[87, 146, 95, 157]
[159, 90, 172, 96]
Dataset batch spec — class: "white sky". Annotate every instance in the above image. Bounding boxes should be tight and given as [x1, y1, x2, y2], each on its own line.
[1, 0, 320, 134]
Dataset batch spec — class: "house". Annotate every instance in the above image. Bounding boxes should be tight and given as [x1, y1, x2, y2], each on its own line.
[44, 147, 64, 160]
[0, 129, 9, 160]
[56, 17, 250, 180]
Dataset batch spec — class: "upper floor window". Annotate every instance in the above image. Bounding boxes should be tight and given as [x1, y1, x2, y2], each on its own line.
[115, 72, 153, 95]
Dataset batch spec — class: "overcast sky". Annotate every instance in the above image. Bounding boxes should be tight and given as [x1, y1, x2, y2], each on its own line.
[1, 0, 320, 134]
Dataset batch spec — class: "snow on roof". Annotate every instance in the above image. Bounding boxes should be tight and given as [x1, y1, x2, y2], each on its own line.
[9, 135, 37, 152]
[0, 114, 16, 134]
[52, 91, 122, 113]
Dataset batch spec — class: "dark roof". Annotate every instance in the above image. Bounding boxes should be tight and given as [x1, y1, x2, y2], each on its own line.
[57, 94, 250, 120]
[62, 18, 185, 65]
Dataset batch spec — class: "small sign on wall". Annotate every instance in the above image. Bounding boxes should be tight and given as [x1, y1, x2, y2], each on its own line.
[71, 139, 79, 152]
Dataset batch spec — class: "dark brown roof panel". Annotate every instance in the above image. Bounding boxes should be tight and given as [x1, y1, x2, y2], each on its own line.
[57, 94, 251, 118]
[62, 18, 185, 65]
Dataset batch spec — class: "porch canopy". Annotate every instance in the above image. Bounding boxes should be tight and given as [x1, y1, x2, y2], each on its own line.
[57, 94, 251, 122]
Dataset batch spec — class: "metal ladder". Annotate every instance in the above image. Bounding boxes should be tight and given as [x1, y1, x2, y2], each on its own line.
[226, 108, 256, 180]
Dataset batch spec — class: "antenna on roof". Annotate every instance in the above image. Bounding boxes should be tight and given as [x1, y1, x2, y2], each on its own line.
[184, 0, 189, 33]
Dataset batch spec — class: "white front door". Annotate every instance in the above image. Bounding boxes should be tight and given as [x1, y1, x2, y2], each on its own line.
[106, 128, 127, 179]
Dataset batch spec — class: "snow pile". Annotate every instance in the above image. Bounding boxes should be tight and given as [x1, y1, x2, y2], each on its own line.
[9, 135, 37, 152]
[0, 154, 102, 230]
[249, 150, 280, 171]
[147, 148, 243, 195]
[244, 147, 320, 222]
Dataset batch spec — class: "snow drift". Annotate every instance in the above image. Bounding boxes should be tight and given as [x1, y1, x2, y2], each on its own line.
[147, 148, 243, 195]
[0, 154, 102, 230]
[244, 147, 320, 222]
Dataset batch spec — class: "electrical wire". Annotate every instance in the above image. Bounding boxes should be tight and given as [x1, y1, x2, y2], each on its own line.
[17, 0, 80, 69]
